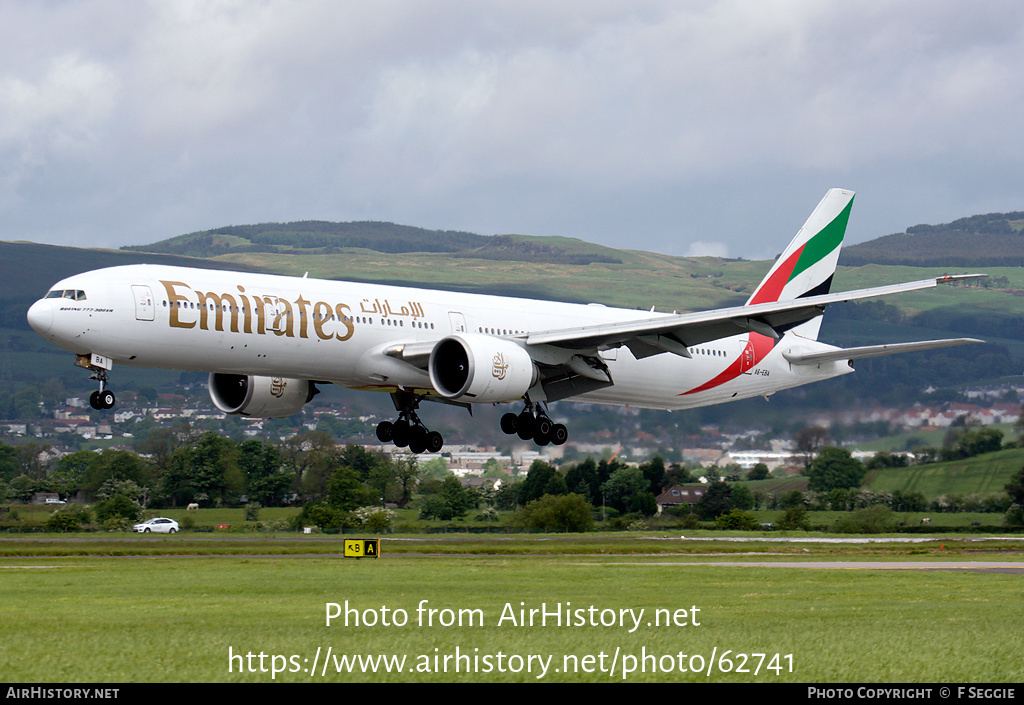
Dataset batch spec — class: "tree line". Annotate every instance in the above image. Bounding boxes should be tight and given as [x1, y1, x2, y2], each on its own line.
[5, 415, 1022, 533]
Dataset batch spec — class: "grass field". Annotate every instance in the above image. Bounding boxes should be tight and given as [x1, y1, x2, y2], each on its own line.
[866, 447, 1024, 498]
[2, 534, 1022, 683]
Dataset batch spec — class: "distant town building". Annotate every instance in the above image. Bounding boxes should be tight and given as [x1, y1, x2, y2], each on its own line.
[655, 485, 707, 514]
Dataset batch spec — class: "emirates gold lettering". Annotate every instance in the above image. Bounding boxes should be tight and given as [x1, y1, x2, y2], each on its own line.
[294, 295, 311, 339]
[273, 298, 294, 337]
[195, 291, 238, 332]
[335, 303, 355, 341]
[254, 297, 274, 334]
[236, 286, 253, 334]
[159, 280, 357, 343]
[312, 301, 333, 340]
[162, 281, 195, 329]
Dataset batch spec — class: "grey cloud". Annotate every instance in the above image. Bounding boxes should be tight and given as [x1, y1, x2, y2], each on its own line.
[2, 1, 1023, 258]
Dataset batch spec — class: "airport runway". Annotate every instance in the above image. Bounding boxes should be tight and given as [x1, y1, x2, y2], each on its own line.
[584, 560, 1024, 573]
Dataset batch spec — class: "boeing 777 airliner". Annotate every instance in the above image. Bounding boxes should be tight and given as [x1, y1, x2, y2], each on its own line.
[26, 189, 981, 453]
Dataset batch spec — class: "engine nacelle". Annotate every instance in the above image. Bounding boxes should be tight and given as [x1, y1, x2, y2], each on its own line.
[208, 373, 313, 418]
[428, 333, 538, 403]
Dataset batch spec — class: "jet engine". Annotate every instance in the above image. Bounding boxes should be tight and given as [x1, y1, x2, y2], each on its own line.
[428, 333, 538, 403]
[208, 373, 315, 418]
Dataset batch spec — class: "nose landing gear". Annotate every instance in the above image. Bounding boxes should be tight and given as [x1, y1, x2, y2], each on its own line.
[88, 370, 115, 410]
[76, 354, 116, 410]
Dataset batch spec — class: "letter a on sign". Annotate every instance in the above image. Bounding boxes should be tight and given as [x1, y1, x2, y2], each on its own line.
[344, 539, 380, 558]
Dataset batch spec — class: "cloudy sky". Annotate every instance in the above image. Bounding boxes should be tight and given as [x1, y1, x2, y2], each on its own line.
[2, 1, 1024, 259]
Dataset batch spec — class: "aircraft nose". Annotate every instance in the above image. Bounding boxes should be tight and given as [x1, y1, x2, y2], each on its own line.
[27, 299, 53, 334]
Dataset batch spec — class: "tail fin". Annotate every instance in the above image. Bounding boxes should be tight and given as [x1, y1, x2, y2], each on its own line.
[745, 188, 854, 340]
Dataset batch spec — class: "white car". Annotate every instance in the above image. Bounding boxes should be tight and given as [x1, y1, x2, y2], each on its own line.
[133, 517, 179, 534]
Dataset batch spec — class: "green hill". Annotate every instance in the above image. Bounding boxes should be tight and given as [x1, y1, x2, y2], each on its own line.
[121, 221, 624, 265]
[865, 447, 1024, 499]
[841, 211, 1024, 267]
[121, 221, 490, 256]
[740, 447, 1022, 502]
[134, 211, 1024, 270]
[0, 241, 264, 329]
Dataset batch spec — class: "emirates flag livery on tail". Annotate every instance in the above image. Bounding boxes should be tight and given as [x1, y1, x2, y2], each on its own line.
[27, 189, 982, 453]
[682, 188, 852, 396]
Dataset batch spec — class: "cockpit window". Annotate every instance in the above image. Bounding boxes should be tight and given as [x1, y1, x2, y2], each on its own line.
[45, 289, 87, 301]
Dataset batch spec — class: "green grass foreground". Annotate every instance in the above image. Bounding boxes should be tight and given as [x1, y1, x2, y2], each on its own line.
[2, 535, 1023, 683]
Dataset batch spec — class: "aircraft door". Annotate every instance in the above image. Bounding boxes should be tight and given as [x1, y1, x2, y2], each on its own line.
[264, 297, 285, 332]
[448, 312, 467, 333]
[739, 336, 756, 374]
[131, 285, 155, 321]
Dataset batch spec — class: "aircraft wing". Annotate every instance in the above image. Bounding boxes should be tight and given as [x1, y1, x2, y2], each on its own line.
[525, 274, 984, 359]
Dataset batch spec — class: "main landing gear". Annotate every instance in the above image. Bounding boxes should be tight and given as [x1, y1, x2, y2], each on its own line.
[500, 403, 568, 447]
[376, 391, 444, 454]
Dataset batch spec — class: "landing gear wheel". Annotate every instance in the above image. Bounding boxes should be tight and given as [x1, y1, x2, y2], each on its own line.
[375, 421, 394, 443]
[99, 390, 115, 409]
[516, 410, 535, 440]
[90, 390, 115, 410]
[535, 416, 553, 439]
[426, 431, 444, 453]
[551, 424, 568, 445]
[408, 425, 428, 454]
[500, 412, 518, 435]
[392, 418, 410, 448]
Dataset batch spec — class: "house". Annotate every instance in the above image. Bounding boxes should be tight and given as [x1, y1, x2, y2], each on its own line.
[458, 477, 502, 492]
[655, 485, 707, 514]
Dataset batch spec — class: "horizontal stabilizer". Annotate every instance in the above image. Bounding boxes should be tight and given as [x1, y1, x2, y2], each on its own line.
[782, 338, 983, 365]
[527, 274, 987, 354]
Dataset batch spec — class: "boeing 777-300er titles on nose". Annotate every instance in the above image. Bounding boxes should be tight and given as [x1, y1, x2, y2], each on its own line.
[27, 189, 982, 453]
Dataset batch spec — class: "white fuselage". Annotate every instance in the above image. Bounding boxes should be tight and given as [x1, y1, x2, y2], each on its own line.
[26, 264, 853, 411]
